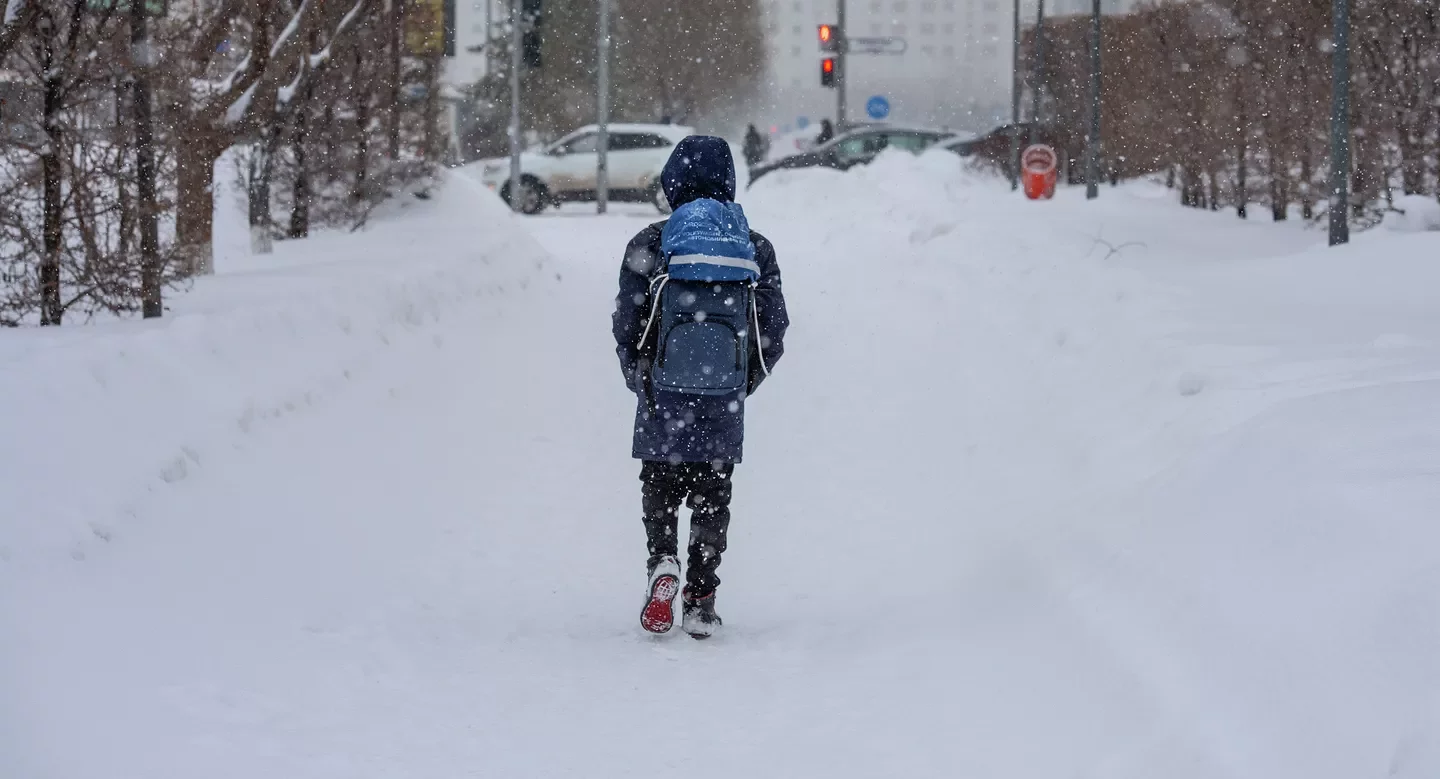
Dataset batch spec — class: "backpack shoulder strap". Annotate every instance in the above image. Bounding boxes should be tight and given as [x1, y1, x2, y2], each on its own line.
[635, 221, 672, 352]
[648, 219, 672, 276]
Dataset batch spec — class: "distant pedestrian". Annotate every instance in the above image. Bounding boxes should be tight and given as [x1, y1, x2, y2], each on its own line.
[816, 118, 835, 145]
[612, 136, 789, 640]
[742, 124, 766, 167]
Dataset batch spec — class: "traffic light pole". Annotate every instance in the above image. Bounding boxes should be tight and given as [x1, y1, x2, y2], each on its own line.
[595, 0, 610, 214]
[835, 0, 847, 129]
[507, 0, 522, 213]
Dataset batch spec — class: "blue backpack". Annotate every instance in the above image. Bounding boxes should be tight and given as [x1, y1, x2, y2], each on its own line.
[638, 198, 768, 397]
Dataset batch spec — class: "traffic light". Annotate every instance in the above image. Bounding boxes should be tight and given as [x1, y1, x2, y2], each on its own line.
[820, 57, 835, 88]
[817, 24, 840, 52]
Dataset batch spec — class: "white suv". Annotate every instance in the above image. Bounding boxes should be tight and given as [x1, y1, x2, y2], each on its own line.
[477, 123, 695, 214]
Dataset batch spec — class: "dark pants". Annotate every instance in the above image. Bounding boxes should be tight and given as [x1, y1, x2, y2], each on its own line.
[640, 460, 734, 598]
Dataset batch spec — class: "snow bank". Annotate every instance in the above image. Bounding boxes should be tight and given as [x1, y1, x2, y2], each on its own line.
[745, 153, 1440, 778]
[1384, 194, 1440, 233]
[0, 173, 554, 563]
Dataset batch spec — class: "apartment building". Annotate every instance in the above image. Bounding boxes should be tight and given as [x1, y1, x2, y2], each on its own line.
[757, 0, 1135, 133]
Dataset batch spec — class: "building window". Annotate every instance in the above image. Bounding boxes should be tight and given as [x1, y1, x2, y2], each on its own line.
[870, 22, 882, 33]
[942, 22, 954, 33]
[793, 0, 803, 10]
[920, 0, 935, 10]
[893, 0, 907, 10]
[892, 22, 907, 33]
[792, 24, 802, 34]
[870, 0, 881, 10]
[982, 23, 997, 34]
[943, 44, 955, 56]
[790, 45, 802, 56]
[982, 0, 998, 10]
[943, 0, 955, 9]
[921, 44, 935, 56]
[982, 44, 997, 57]
[920, 22, 935, 34]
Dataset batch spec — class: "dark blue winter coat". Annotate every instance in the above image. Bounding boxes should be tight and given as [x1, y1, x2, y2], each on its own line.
[612, 136, 788, 464]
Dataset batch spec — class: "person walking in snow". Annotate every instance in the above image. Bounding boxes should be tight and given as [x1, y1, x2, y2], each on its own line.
[612, 136, 789, 639]
[815, 118, 835, 145]
[742, 124, 766, 168]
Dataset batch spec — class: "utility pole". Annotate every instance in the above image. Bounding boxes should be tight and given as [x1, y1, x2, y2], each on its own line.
[835, 0, 847, 129]
[1085, 0, 1101, 200]
[507, 0, 522, 212]
[1328, 0, 1350, 246]
[596, 0, 610, 214]
[484, 0, 493, 74]
[132, 0, 161, 318]
[1009, 0, 1020, 190]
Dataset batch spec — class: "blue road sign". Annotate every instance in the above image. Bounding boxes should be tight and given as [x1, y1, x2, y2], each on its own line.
[866, 95, 890, 120]
[797, 116, 810, 129]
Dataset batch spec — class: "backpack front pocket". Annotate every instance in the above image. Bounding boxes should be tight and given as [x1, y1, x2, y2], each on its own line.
[653, 319, 746, 393]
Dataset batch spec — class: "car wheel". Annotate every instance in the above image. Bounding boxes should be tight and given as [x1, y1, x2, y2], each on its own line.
[649, 182, 671, 215]
[502, 177, 547, 215]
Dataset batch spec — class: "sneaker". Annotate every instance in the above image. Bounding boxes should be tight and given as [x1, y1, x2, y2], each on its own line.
[681, 588, 722, 640]
[640, 555, 681, 634]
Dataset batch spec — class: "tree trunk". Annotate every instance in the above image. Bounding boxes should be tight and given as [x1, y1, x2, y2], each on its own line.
[247, 142, 274, 254]
[1236, 98, 1248, 219]
[423, 55, 440, 163]
[352, 94, 370, 204]
[1400, 133, 1425, 195]
[115, 79, 133, 258]
[1268, 154, 1288, 221]
[1299, 153, 1314, 221]
[39, 25, 62, 326]
[387, 0, 402, 161]
[289, 100, 311, 239]
[176, 140, 220, 276]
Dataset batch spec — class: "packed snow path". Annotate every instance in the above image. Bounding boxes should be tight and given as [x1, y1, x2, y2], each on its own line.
[5, 154, 1440, 778]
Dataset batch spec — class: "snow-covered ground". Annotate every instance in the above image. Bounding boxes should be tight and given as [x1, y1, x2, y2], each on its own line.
[3, 151, 1439, 778]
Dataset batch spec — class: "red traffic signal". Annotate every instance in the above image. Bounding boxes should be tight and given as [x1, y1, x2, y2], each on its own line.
[818, 23, 840, 52]
[820, 57, 836, 88]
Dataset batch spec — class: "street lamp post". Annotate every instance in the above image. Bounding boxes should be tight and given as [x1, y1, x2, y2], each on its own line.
[131, 0, 160, 317]
[1009, 0, 1020, 190]
[1084, 0, 1101, 200]
[1328, 0, 1350, 246]
[596, 0, 610, 214]
[507, 0, 522, 213]
[1031, 0, 1046, 125]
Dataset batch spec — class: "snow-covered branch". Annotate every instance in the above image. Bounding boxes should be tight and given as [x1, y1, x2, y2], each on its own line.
[0, 0, 37, 64]
[269, 0, 309, 59]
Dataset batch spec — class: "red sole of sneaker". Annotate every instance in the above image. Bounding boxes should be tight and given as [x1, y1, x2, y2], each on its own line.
[640, 575, 679, 634]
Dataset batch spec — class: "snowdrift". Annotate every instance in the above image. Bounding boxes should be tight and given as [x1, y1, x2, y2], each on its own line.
[745, 151, 1440, 778]
[0, 174, 555, 563]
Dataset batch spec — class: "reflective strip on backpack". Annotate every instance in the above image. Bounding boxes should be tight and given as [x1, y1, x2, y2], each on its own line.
[668, 254, 762, 276]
